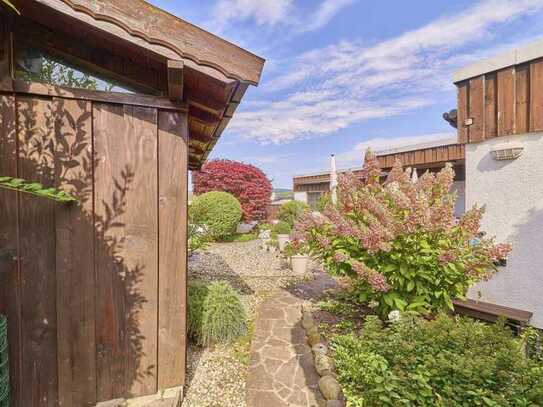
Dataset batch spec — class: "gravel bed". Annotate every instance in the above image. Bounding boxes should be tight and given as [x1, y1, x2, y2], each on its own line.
[183, 239, 315, 407]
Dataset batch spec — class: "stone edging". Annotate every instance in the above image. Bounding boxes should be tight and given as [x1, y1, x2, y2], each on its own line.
[300, 303, 346, 407]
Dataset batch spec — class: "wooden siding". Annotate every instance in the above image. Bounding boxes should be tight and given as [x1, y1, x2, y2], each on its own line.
[456, 58, 543, 143]
[293, 144, 465, 190]
[0, 89, 188, 406]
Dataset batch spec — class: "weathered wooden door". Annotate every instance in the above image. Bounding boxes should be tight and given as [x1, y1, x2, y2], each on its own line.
[0, 86, 188, 406]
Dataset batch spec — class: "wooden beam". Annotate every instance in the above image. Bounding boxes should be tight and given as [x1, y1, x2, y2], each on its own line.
[167, 60, 184, 102]
[189, 130, 211, 143]
[189, 104, 221, 125]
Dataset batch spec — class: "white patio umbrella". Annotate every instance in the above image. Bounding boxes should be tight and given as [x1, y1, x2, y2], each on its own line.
[411, 167, 418, 183]
[330, 154, 338, 205]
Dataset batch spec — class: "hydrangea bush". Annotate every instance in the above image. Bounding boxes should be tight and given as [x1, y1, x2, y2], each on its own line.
[297, 150, 511, 317]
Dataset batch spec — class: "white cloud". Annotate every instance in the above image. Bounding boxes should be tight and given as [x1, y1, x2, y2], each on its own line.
[232, 0, 543, 144]
[299, 0, 355, 32]
[209, 0, 294, 32]
[208, 0, 355, 34]
[334, 133, 456, 168]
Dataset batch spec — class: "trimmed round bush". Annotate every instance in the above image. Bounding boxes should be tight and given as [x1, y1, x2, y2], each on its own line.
[190, 191, 242, 239]
[188, 281, 247, 346]
[278, 200, 309, 227]
[273, 220, 291, 235]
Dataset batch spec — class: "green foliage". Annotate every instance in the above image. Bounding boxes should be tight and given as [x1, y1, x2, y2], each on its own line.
[188, 223, 212, 255]
[0, 176, 77, 204]
[299, 151, 511, 317]
[272, 220, 291, 235]
[278, 200, 309, 227]
[316, 193, 331, 212]
[189, 191, 242, 239]
[1, 0, 19, 14]
[258, 223, 272, 232]
[332, 314, 543, 407]
[283, 238, 308, 257]
[187, 281, 247, 346]
[221, 233, 257, 243]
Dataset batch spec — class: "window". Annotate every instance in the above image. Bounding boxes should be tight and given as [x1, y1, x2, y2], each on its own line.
[307, 192, 323, 210]
[15, 45, 143, 94]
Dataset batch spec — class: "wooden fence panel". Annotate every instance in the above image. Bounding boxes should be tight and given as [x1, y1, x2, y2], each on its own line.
[515, 65, 530, 134]
[0, 95, 22, 407]
[484, 73, 497, 139]
[53, 98, 96, 407]
[530, 60, 543, 132]
[497, 68, 515, 137]
[17, 96, 59, 407]
[157, 110, 188, 389]
[469, 76, 484, 142]
[94, 103, 159, 400]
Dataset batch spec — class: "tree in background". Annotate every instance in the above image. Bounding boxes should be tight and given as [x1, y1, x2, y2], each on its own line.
[193, 159, 272, 221]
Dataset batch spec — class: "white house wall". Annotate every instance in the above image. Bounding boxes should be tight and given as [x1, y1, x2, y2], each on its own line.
[294, 191, 308, 204]
[452, 180, 465, 217]
[465, 133, 543, 328]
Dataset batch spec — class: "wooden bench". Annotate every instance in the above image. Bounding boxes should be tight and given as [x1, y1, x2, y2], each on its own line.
[453, 299, 533, 332]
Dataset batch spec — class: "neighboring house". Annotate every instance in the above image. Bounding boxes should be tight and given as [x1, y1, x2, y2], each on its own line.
[267, 198, 292, 221]
[294, 38, 543, 329]
[293, 137, 466, 216]
[0, 1, 263, 406]
[454, 39, 543, 328]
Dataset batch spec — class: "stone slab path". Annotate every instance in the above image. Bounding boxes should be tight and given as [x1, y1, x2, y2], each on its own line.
[246, 273, 338, 407]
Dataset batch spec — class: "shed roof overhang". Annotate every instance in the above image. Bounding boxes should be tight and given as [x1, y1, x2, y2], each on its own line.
[15, 0, 265, 169]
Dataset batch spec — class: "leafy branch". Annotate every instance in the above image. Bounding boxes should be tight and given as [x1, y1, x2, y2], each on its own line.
[0, 176, 77, 204]
[1, 0, 19, 14]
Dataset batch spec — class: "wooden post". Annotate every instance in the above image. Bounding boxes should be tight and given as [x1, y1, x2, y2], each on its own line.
[167, 60, 184, 103]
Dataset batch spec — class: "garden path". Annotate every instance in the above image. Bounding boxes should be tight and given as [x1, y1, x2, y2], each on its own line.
[246, 272, 339, 407]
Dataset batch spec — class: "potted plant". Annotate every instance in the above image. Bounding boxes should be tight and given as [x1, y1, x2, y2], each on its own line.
[284, 238, 310, 275]
[273, 221, 291, 251]
[258, 223, 272, 250]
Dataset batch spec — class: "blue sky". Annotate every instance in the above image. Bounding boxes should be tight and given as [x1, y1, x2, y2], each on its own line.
[151, 0, 543, 188]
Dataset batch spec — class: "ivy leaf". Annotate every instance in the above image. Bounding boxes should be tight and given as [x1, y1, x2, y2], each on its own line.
[0, 176, 77, 204]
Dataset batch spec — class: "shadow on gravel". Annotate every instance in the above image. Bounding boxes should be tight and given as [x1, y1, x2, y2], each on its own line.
[188, 252, 255, 295]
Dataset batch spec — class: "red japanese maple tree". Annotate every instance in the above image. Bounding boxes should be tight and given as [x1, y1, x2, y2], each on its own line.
[192, 159, 272, 221]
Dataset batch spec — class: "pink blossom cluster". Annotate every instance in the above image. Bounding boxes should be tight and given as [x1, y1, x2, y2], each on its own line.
[296, 148, 512, 294]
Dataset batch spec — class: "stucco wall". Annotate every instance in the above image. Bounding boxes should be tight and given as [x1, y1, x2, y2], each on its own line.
[465, 133, 543, 328]
[294, 191, 308, 204]
[452, 180, 465, 217]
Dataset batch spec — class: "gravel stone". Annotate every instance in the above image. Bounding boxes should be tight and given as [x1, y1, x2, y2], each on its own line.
[183, 240, 319, 407]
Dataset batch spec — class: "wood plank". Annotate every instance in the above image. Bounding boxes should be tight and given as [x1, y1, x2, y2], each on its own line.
[453, 299, 532, 324]
[0, 95, 22, 407]
[53, 98, 96, 407]
[167, 60, 184, 102]
[11, 80, 187, 111]
[468, 76, 484, 142]
[157, 110, 188, 389]
[94, 103, 158, 400]
[530, 59, 543, 132]
[457, 81, 469, 143]
[497, 67, 515, 136]
[16, 95, 59, 407]
[0, 16, 12, 91]
[23, 0, 265, 85]
[515, 64, 530, 134]
[484, 73, 497, 139]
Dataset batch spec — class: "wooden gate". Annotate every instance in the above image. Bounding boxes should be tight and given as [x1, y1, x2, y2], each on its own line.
[0, 84, 188, 406]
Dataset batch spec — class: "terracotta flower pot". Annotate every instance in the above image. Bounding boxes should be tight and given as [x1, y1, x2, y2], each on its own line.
[277, 234, 290, 251]
[290, 255, 309, 275]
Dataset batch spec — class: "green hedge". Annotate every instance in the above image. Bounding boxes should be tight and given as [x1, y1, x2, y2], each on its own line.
[332, 314, 543, 406]
[190, 191, 242, 239]
[278, 200, 308, 227]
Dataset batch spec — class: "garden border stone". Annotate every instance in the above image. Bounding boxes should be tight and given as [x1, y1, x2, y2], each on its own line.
[300, 305, 345, 407]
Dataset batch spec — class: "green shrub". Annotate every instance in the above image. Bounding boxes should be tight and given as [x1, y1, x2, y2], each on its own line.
[278, 200, 309, 227]
[221, 233, 257, 243]
[188, 223, 212, 254]
[189, 191, 242, 239]
[188, 281, 247, 346]
[332, 314, 543, 406]
[272, 220, 291, 235]
[299, 150, 511, 317]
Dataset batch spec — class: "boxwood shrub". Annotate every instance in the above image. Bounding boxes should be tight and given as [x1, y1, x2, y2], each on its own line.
[189, 191, 242, 239]
[332, 314, 543, 406]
